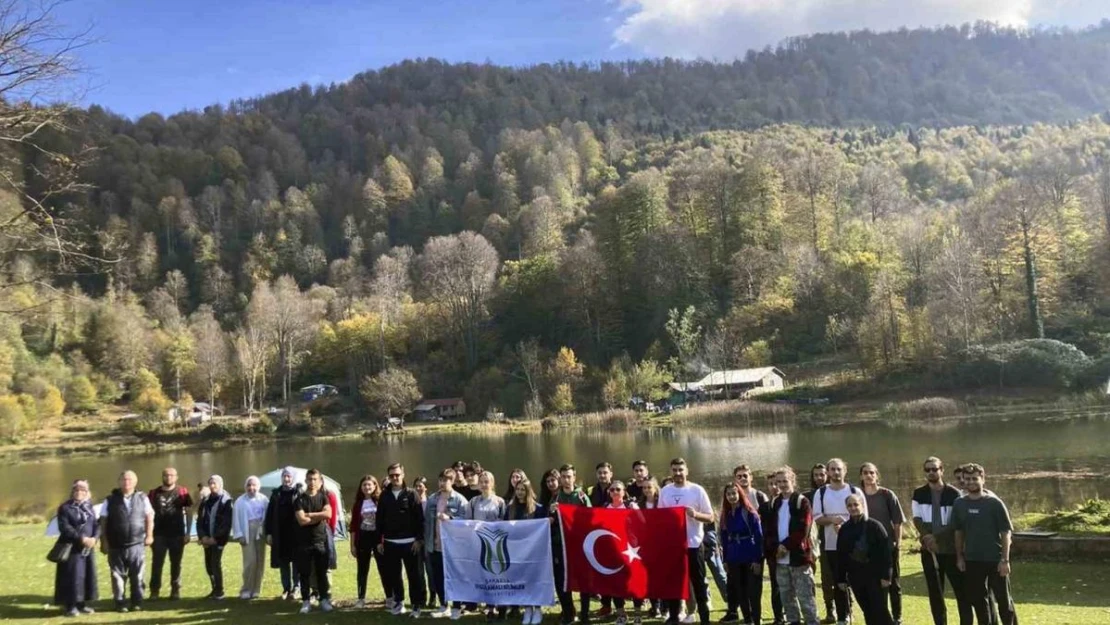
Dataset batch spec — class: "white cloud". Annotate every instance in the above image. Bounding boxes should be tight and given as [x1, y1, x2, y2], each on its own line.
[613, 0, 1107, 58]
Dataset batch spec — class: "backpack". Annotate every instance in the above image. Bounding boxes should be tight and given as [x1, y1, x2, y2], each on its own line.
[818, 484, 860, 512]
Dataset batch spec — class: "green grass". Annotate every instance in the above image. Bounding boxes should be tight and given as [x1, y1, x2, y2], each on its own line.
[3, 526, 1109, 624]
[1016, 499, 1110, 537]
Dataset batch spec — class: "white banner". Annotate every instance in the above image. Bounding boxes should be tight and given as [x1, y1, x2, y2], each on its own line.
[442, 518, 555, 606]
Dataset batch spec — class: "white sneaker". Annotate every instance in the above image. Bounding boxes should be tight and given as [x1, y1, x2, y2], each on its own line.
[432, 606, 450, 618]
[412, 609, 423, 618]
[356, 599, 366, 609]
[387, 597, 397, 611]
[239, 591, 251, 600]
[681, 614, 696, 624]
[321, 599, 334, 613]
[450, 607, 462, 620]
[299, 601, 312, 614]
[531, 608, 543, 625]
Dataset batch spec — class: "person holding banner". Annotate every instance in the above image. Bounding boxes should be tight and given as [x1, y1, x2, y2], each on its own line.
[507, 479, 547, 625]
[424, 467, 471, 619]
[467, 471, 509, 620]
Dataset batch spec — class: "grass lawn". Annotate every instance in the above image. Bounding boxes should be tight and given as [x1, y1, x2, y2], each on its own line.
[1, 525, 1107, 624]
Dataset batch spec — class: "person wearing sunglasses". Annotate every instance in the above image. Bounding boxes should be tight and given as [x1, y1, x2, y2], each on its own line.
[377, 462, 427, 617]
[911, 457, 970, 625]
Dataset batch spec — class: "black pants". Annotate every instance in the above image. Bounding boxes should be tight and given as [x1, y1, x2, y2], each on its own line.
[825, 550, 853, 622]
[964, 562, 1017, 625]
[552, 550, 590, 623]
[383, 541, 427, 608]
[726, 562, 762, 624]
[150, 535, 185, 593]
[888, 552, 901, 622]
[429, 551, 462, 609]
[921, 552, 973, 625]
[298, 546, 330, 602]
[356, 533, 387, 601]
[767, 560, 784, 622]
[668, 548, 709, 625]
[203, 545, 224, 596]
[847, 574, 892, 625]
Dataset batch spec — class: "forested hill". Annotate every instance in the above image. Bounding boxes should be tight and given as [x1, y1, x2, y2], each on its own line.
[7, 22, 1110, 430]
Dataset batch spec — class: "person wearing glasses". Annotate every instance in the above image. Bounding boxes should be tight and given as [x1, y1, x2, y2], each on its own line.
[859, 464, 905, 625]
[377, 462, 427, 617]
[911, 457, 970, 625]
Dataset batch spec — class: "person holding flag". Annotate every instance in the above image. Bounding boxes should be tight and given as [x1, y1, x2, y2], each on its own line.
[658, 458, 715, 625]
[604, 481, 643, 625]
[550, 464, 592, 625]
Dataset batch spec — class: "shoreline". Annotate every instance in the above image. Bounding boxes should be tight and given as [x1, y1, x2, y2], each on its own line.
[2, 389, 1106, 464]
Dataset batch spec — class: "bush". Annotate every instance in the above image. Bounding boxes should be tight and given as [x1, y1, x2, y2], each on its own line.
[67, 375, 100, 414]
[306, 397, 342, 416]
[879, 397, 963, 420]
[540, 416, 559, 431]
[252, 415, 277, 434]
[133, 386, 171, 420]
[90, 372, 123, 405]
[0, 395, 26, 440]
[37, 385, 66, 420]
[950, 339, 1091, 390]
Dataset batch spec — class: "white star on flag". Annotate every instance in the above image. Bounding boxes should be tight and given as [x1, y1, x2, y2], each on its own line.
[621, 543, 641, 563]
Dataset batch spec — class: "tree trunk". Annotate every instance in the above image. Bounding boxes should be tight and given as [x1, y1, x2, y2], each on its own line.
[1021, 216, 1045, 339]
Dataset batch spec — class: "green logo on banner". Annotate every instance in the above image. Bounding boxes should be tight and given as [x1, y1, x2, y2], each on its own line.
[477, 527, 511, 575]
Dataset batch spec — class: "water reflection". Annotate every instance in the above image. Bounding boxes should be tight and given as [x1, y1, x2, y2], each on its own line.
[4, 413, 1108, 518]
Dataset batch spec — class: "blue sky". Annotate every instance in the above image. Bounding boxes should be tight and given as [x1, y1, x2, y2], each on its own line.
[54, 0, 1108, 118]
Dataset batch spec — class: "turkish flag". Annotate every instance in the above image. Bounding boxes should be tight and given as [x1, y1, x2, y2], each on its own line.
[559, 506, 689, 600]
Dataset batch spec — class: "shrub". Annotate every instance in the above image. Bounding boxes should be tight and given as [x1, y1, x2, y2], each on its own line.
[252, 415, 276, 434]
[0, 395, 26, 440]
[67, 375, 100, 414]
[91, 372, 123, 404]
[951, 339, 1091, 390]
[15, 393, 37, 424]
[133, 386, 171, 420]
[540, 416, 559, 431]
[37, 385, 66, 420]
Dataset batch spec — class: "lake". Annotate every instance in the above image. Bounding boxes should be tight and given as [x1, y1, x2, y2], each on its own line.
[5, 410, 1109, 518]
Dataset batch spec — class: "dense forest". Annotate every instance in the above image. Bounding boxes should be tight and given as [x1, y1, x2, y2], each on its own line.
[5, 21, 1110, 435]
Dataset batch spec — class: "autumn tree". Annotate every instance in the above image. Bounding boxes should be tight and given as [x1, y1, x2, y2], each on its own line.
[418, 232, 499, 370]
[360, 366, 421, 425]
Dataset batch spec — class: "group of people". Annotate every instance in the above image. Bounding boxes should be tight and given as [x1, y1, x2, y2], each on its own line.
[50, 456, 1017, 625]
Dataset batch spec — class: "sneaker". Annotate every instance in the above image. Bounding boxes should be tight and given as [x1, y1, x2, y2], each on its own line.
[617, 615, 628, 625]
[387, 597, 397, 610]
[240, 591, 252, 600]
[719, 615, 740, 624]
[79, 606, 95, 615]
[212, 593, 225, 601]
[321, 599, 334, 613]
[300, 600, 312, 614]
[433, 606, 451, 618]
[116, 604, 129, 614]
[149, 589, 160, 600]
[64, 608, 79, 617]
[130, 604, 143, 612]
[356, 599, 367, 609]
[413, 609, 424, 618]
[451, 607, 462, 620]
[681, 614, 696, 625]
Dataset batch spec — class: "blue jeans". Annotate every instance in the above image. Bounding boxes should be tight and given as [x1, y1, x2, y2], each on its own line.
[703, 531, 729, 600]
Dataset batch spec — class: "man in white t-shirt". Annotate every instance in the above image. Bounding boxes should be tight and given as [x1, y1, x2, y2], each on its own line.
[659, 458, 715, 625]
[812, 458, 866, 625]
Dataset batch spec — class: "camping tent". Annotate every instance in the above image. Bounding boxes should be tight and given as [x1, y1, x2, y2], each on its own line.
[257, 467, 347, 541]
[46, 467, 348, 541]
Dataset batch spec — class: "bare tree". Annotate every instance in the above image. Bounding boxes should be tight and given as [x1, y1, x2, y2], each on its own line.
[418, 231, 499, 370]
[233, 321, 269, 414]
[250, 276, 324, 406]
[368, 246, 413, 369]
[189, 305, 229, 411]
[0, 0, 101, 309]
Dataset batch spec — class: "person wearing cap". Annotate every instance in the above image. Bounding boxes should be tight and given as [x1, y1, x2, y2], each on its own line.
[197, 475, 234, 600]
[233, 475, 269, 599]
[53, 479, 100, 617]
[265, 466, 302, 599]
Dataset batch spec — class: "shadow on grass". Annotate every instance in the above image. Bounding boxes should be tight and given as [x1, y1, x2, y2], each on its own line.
[0, 595, 402, 624]
[897, 560, 1110, 608]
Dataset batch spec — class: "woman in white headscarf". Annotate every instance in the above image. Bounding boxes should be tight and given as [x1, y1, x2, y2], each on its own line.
[233, 475, 269, 599]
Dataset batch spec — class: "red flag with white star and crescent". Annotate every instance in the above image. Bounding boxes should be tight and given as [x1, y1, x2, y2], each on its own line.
[558, 505, 689, 600]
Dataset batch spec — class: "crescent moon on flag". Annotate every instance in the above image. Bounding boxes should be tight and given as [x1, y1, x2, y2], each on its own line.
[583, 529, 624, 575]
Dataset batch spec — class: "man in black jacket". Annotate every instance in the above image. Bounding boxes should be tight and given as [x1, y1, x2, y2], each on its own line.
[377, 462, 426, 616]
[197, 474, 234, 600]
[911, 457, 970, 625]
[98, 470, 154, 613]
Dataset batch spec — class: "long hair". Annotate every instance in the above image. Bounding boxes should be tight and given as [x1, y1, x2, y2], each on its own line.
[352, 475, 380, 517]
[638, 477, 661, 507]
[510, 478, 538, 518]
[721, 482, 757, 523]
[538, 468, 560, 507]
[809, 463, 826, 491]
[503, 468, 528, 500]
